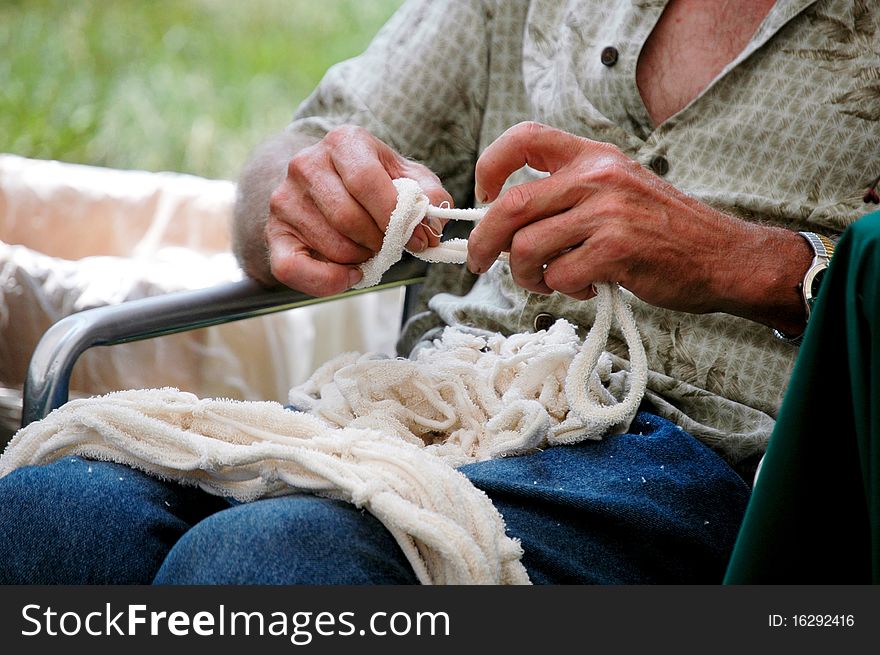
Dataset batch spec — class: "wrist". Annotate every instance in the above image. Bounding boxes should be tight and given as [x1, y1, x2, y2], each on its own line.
[718, 224, 813, 335]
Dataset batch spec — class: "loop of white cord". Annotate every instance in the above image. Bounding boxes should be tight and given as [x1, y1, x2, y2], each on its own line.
[357, 177, 648, 431]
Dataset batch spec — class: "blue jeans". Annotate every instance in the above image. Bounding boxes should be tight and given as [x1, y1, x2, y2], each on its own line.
[0, 412, 749, 584]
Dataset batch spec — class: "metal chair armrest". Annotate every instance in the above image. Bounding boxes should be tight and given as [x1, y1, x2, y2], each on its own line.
[22, 257, 427, 427]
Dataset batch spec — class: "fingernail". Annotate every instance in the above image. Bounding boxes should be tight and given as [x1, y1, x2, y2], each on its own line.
[475, 184, 488, 205]
[426, 217, 443, 236]
[348, 268, 363, 287]
[467, 259, 484, 275]
[409, 236, 426, 252]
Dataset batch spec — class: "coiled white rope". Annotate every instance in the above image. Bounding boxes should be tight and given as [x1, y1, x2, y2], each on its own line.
[357, 178, 648, 432]
[0, 177, 648, 585]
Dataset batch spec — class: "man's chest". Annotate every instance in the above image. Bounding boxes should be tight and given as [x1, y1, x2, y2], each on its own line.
[635, 0, 778, 126]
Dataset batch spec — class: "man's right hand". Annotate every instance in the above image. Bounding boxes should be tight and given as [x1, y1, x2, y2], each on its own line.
[266, 125, 452, 296]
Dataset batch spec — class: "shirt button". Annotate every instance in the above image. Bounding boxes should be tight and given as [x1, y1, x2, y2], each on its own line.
[533, 313, 555, 332]
[600, 46, 619, 67]
[650, 155, 670, 176]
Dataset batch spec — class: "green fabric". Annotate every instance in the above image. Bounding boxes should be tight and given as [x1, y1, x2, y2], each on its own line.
[725, 210, 880, 584]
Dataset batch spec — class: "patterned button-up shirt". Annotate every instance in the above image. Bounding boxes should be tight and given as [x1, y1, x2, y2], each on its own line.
[286, 0, 880, 477]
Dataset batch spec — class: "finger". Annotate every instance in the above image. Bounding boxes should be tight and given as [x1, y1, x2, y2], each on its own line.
[305, 166, 385, 253]
[268, 231, 362, 296]
[474, 121, 588, 203]
[565, 287, 598, 301]
[329, 140, 429, 251]
[505, 209, 598, 294]
[467, 173, 585, 274]
[541, 243, 608, 297]
[270, 184, 373, 265]
[287, 132, 386, 253]
[420, 215, 447, 247]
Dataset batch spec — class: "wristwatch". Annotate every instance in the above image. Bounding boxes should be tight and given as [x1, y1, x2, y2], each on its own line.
[772, 231, 835, 344]
[799, 231, 835, 319]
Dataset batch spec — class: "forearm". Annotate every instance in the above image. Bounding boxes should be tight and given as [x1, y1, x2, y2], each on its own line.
[232, 130, 320, 286]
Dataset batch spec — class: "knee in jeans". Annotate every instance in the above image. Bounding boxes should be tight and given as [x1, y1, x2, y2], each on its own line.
[0, 458, 124, 519]
[0, 457, 190, 584]
[155, 495, 416, 584]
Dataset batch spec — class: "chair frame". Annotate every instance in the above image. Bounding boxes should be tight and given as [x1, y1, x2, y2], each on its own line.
[21, 257, 427, 428]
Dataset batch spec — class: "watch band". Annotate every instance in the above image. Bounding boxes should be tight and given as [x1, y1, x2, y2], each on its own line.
[800, 231, 835, 265]
[772, 231, 835, 346]
[799, 231, 835, 322]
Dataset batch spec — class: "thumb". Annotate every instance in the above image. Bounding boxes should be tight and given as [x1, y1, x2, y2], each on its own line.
[474, 121, 586, 203]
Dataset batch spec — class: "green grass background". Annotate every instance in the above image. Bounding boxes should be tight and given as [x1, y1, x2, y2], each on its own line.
[0, 0, 403, 181]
